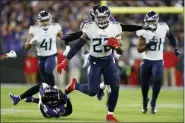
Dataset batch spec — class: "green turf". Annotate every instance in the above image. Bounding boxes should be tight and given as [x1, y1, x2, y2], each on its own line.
[1, 86, 184, 122]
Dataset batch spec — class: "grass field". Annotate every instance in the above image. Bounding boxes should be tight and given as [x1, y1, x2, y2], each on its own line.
[1, 85, 184, 122]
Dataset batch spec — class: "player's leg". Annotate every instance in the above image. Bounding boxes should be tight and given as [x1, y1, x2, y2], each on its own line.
[9, 58, 45, 105]
[74, 62, 101, 96]
[150, 60, 163, 114]
[102, 59, 120, 122]
[97, 81, 105, 100]
[140, 60, 152, 113]
[44, 55, 57, 86]
[10, 83, 41, 105]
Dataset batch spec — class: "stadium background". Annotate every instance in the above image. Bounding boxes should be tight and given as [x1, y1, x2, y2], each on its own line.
[1, 0, 184, 87]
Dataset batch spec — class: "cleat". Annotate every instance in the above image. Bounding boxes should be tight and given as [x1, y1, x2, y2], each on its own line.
[65, 78, 77, 94]
[25, 96, 34, 102]
[151, 106, 157, 114]
[142, 97, 150, 114]
[9, 93, 20, 105]
[97, 89, 104, 101]
[106, 114, 119, 122]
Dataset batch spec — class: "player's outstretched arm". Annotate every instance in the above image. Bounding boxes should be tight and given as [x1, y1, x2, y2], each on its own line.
[166, 30, 180, 56]
[62, 31, 83, 45]
[57, 33, 87, 74]
[61, 99, 73, 117]
[120, 24, 151, 32]
[0, 50, 17, 60]
[24, 34, 34, 50]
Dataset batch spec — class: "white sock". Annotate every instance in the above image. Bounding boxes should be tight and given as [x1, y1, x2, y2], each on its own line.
[107, 111, 113, 115]
[100, 82, 105, 89]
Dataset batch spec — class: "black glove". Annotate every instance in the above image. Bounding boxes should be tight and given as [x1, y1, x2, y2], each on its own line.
[174, 48, 180, 56]
[146, 41, 157, 49]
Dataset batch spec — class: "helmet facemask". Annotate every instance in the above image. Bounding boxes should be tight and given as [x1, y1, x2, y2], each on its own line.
[95, 13, 110, 29]
[37, 11, 51, 29]
[144, 11, 159, 30]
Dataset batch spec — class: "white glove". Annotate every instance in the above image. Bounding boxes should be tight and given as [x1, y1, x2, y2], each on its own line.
[113, 50, 121, 60]
[63, 45, 70, 56]
[6, 50, 17, 58]
[82, 53, 89, 68]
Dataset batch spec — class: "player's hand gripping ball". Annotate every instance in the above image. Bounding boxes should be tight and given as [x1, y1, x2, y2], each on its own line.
[108, 37, 120, 49]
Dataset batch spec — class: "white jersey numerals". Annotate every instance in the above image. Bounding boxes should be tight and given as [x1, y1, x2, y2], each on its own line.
[148, 36, 162, 51]
[92, 38, 111, 53]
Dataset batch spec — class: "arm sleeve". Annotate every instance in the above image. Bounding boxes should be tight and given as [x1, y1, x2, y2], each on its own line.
[62, 31, 83, 45]
[61, 99, 72, 116]
[121, 24, 144, 32]
[66, 38, 86, 60]
[167, 31, 177, 48]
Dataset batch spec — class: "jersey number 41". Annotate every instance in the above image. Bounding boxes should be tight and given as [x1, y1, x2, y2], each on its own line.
[40, 38, 52, 50]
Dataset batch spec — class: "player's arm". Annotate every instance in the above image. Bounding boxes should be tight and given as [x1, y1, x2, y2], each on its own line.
[62, 31, 83, 45]
[0, 50, 17, 60]
[66, 33, 88, 61]
[166, 30, 180, 56]
[0, 54, 8, 60]
[120, 24, 151, 32]
[61, 99, 72, 116]
[57, 31, 63, 38]
[137, 36, 158, 53]
[137, 36, 147, 53]
[57, 33, 88, 73]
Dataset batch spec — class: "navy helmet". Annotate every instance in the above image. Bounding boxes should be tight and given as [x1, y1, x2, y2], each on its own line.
[39, 83, 60, 107]
[90, 5, 100, 21]
[94, 6, 111, 29]
[144, 11, 159, 29]
[37, 10, 51, 29]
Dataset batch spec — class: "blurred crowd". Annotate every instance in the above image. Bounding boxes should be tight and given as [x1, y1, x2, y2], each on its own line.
[1, 0, 184, 87]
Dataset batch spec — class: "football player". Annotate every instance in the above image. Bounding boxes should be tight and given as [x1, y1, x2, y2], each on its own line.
[26, 83, 72, 118]
[136, 11, 180, 114]
[57, 6, 122, 122]
[0, 50, 17, 60]
[10, 11, 63, 105]
[62, 5, 152, 101]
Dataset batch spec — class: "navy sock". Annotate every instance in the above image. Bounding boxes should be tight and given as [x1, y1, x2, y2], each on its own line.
[151, 81, 161, 107]
[20, 83, 41, 99]
[141, 82, 149, 108]
[107, 87, 119, 112]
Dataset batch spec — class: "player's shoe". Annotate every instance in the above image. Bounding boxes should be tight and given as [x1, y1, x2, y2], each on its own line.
[9, 93, 20, 105]
[97, 89, 104, 100]
[151, 106, 157, 114]
[106, 114, 119, 122]
[65, 78, 77, 94]
[142, 97, 150, 114]
[25, 96, 34, 102]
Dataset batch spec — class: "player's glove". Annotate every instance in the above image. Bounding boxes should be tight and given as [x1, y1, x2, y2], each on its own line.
[57, 58, 68, 74]
[82, 53, 89, 68]
[108, 37, 120, 49]
[146, 41, 157, 49]
[174, 48, 180, 56]
[6, 50, 17, 58]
